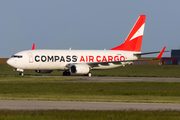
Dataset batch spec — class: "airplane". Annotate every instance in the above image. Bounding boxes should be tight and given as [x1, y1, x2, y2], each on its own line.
[7, 15, 166, 77]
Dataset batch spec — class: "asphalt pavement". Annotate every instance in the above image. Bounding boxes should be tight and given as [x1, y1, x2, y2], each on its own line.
[0, 100, 180, 111]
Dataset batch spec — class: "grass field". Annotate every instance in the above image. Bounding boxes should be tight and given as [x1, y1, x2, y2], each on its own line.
[1, 63, 180, 77]
[0, 110, 180, 120]
[1, 63, 180, 119]
[1, 64, 180, 103]
[0, 76, 180, 103]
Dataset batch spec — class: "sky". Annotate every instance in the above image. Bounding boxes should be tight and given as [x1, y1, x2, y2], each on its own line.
[0, 0, 179, 58]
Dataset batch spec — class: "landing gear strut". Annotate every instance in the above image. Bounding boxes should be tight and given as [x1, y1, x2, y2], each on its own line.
[13, 68, 24, 76]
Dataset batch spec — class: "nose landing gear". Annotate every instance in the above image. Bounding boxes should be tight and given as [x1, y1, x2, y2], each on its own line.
[19, 72, 24, 76]
[14, 68, 24, 76]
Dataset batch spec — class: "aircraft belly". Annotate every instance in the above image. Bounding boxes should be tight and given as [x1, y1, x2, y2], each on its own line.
[38, 62, 65, 70]
[92, 64, 122, 70]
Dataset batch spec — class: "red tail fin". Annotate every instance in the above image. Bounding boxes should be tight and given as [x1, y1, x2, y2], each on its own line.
[110, 15, 146, 52]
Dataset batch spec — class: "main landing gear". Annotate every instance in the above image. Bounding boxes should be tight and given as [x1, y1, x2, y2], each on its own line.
[63, 71, 71, 76]
[84, 72, 92, 77]
[88, 72, 92, 77]
[63, 71, 92, 77]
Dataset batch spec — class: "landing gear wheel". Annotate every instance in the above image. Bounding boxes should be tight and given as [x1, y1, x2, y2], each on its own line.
[63, 71, 71, 76]
[67, 72, 71, 76]
[19, 72, 24, 76]
[88, 72, 92, 77]
[63, 72, 66, 76]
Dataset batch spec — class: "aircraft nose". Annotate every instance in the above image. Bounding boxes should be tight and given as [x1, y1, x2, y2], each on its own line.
[6, 58, 14, 67]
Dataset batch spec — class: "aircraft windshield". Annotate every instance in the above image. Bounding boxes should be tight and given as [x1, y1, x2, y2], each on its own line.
[11, 55, 23, 58]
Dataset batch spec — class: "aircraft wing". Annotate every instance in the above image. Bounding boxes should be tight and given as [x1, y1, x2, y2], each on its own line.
[66, 47, 166, 69]
[86, 57, 156, 68]
[87, 46, 166, 67]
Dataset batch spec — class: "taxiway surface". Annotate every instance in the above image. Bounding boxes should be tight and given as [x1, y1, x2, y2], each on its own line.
[0, 100, 180, 111]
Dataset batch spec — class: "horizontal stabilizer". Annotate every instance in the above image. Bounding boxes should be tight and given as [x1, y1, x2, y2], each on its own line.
[134, 49, 169, 56]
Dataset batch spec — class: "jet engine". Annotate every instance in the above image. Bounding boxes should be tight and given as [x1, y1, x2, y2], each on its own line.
[70, 64, 90, 74]
[35, 70, 53, 73]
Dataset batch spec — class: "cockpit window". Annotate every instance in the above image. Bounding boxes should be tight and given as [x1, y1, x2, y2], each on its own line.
[11, 55, 23, 58]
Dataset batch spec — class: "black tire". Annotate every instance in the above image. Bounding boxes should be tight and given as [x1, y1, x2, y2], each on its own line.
[19, 72, 24, 76]
[63, 72, 67, 76]
[63, 72, 71, 76]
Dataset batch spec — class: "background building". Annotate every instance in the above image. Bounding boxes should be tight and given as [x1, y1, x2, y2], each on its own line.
[171, 50, 180, 65]
[162, 57, 178, 65]
[133, 57, 162, 65]
[133, 49, 180, 65]
[0, 58, 8, 64]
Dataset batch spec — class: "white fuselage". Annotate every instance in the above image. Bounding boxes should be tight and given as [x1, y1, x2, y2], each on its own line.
[7, 49, 139, 71]
[6, 15, 147, 77]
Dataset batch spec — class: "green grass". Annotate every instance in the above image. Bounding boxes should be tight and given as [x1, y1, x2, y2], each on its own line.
[1, 64, 180, 77]
[0, 76, 180, 103]
[0, 64, 64, 76]
[91, 65, 180, 77]
[1, 64, 180, 103]
[0, 110, 180, 120]
[1, 64, 180, 119]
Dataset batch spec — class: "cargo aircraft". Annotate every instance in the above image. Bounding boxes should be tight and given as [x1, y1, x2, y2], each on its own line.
[7, 15, 166, 77]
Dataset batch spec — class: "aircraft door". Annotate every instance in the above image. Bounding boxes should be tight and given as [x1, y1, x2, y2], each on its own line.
[27, 52, 33, 63]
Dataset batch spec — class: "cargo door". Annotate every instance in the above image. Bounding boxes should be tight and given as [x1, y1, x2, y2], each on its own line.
[27, 52, 33, 63]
